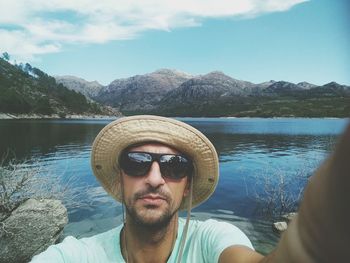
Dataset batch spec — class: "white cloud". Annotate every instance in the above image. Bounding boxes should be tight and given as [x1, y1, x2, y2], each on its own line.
[0, 0, 307, 60]
[0, 29, 61, 60]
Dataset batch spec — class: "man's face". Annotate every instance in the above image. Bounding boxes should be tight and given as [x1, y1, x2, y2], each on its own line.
[121, 143, 190, 228]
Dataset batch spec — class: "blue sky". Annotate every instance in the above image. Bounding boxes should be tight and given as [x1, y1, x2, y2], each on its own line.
[1, 0, 349, 86]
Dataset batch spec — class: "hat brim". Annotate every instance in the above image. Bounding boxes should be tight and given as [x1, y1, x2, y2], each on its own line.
[91, 115, 219, 210]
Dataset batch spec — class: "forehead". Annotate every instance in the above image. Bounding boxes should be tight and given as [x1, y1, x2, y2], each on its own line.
[127, 142, 181, 155]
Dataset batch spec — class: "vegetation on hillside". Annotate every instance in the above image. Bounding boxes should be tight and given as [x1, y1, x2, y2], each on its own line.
[148, 96, 350, 117]
[0, 53, 104, 116]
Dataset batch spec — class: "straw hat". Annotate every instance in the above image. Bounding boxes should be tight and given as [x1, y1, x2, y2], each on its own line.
[91, 115, 219, 210]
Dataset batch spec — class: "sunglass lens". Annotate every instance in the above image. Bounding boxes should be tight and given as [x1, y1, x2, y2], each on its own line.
[120, 152, 152, 176]
[160, 155, 192, 179]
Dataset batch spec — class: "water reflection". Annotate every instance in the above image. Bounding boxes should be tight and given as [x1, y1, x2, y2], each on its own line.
[0, 119, 111, 160]
[209, 133, 337, 161]
[182, 117, 348, 135]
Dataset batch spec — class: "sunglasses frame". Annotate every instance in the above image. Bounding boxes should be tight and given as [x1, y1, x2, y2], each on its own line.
[119, 151, 193, 180]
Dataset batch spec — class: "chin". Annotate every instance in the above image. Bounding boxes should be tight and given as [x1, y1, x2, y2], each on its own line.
[131, 207, 176, 228]
[140, 210, 171, 225]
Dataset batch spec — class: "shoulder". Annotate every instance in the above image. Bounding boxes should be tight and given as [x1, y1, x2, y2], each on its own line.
[79, 225, 121, 246]
[175, 218, 253, 263]
[188, 218, 253, 249]
[193, 218, 242, 230]
[31, 225, 123, 262]
[189, 219, 248, 235]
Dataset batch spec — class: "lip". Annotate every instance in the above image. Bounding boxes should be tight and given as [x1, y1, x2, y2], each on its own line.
[138, 194, 166, 205]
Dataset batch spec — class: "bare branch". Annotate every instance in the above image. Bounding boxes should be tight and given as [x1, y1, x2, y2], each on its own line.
[0, 154, 93, 218]
[248, 158, 317, 220]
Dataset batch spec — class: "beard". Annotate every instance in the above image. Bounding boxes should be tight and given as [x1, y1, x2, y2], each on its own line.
[124, 187, 180, 229]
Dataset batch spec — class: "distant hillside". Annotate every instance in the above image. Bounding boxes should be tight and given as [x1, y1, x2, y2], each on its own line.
[93, 69, 348, 117]
[94, 69, 193, 112]
[55, 76, 104, 99]
[163, 71, 253, 102]
[0, 57, 119, 117]
[155, 78, 350, 117]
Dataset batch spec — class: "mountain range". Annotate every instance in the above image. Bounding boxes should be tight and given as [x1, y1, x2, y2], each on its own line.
[56, 69, 350, 117]
[1, 53, 349, 117]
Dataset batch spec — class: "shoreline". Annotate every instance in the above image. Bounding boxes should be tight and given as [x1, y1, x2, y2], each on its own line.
[0, 113, 348, 120]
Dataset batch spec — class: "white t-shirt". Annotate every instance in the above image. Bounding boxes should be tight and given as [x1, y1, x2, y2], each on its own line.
[31, 218, 253, 263]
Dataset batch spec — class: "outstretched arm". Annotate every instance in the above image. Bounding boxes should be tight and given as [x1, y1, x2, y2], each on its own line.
[219, 122, 350, 263]
[270, 122, 350, 262]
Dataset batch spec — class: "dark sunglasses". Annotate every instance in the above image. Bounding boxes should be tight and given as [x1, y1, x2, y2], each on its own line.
[119, 151, 193, 180]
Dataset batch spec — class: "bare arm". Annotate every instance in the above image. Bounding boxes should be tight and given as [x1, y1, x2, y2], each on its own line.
[218, 245, 264, 263]
[220, 122, 350, 263]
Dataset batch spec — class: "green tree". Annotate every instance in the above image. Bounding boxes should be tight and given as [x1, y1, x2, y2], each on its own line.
[23, 63, 33, 74]
[34, 97, 53, 114]
[0, 89, 31, 113]
[1, 52, 10, 61]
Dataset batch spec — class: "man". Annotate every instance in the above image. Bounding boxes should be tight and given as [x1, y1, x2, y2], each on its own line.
[32, 115, 349, 262]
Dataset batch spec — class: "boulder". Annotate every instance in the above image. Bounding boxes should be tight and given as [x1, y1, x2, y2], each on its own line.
[282, 212, 297, 222]
[273, 221, 288, 233]
[0, 199, 68, 263]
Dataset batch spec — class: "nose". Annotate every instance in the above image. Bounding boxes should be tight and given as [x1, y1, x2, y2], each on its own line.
[144, 161, 165, 187]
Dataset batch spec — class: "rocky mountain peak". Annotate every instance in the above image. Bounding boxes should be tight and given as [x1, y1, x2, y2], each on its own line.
[258, 80, 277, 88]
[321, 81, 350, 92]
[95, 68, 193, 112]
[323, 81, 340, 87]
[202, 71, 231, 80]
[266, 81, 302, 91]
[150, 68, 193, 79]
[55, 75, 104, 98]
[297, 81, 317, 89]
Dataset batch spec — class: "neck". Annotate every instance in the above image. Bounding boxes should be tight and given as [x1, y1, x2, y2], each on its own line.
[121, 214, 178, 263]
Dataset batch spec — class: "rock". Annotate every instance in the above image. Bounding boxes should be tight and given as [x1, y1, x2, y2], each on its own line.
[273, 221, 288, 233]
[282, 212, 297, 222]
[0, 199, 68, 263]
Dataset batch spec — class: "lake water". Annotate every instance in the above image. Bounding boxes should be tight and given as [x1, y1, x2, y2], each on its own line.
[0, 117, 348, 254]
